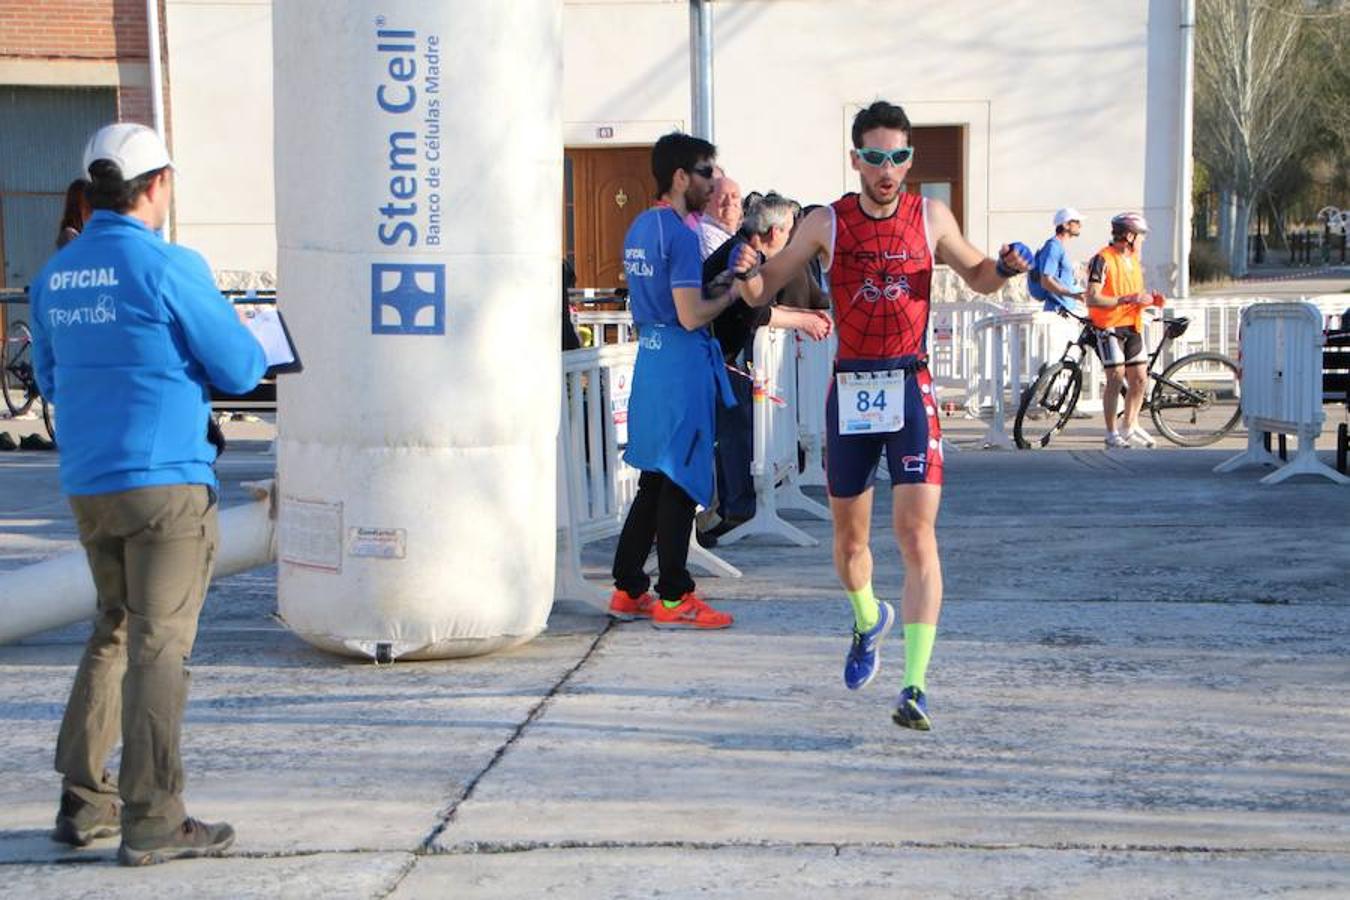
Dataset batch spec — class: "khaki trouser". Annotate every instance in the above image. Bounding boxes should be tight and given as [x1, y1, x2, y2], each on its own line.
[55, 484, 218, 843]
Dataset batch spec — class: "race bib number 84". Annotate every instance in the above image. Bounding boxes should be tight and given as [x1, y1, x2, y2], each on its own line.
[836, 370, 905, 434]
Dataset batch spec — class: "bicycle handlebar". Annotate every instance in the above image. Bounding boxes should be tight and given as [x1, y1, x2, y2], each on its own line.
[1054, 304, 1170, 329]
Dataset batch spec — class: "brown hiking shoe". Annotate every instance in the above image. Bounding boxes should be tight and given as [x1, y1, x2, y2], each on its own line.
[51, 792, 120, 847]
[118, 817, 235, 866]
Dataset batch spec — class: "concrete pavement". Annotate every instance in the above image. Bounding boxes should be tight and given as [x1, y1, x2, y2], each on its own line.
[0, 424, 1347, 897]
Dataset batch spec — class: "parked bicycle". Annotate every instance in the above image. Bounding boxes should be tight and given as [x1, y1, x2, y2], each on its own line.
[1014, 309, 1240, 449]
[1, 320, 57, 442]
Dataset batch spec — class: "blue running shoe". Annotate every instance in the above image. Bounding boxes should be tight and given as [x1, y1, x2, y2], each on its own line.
[892, 685, 932, 731]
[843, 600, 895, 690]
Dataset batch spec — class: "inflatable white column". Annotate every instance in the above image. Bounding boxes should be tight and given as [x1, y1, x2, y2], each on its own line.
[273, 1, 562, 660]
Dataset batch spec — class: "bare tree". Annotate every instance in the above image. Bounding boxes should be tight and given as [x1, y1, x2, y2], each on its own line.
[1195, 0, 1320, 276]
[1309, 4, 1350, 201]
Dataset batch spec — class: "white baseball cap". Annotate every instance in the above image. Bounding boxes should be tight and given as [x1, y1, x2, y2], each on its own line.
[82, 123, 173, 180]
[1053, 207, 1082, 228]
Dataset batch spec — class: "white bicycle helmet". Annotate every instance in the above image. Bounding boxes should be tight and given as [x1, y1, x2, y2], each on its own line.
[1110, 211, 1149, 237]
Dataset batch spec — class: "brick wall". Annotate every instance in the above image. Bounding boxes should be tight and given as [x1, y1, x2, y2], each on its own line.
[0, 1, 169, 130]
[0, 0, 148, 60]
[118, 83, 150, 122]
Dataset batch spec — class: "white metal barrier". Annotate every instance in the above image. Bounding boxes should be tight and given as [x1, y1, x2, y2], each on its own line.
[967, 311, 1077, 447]
[572, 309, 636, 347]
[1215, 302, 1348, 485]
[928, 298, 1009, 391]
[556, 343, 638, 604]
[555, 343, 740, 609]
[965, 299, 1338, 448]
[1159, 296, 1348, 362]
[566, 293, 1346, 410]
[719, 327, 832, 547]
[568, 267, 1022, 397]
[1304, 294, 1348, 331]
[794, 329, 836, 488]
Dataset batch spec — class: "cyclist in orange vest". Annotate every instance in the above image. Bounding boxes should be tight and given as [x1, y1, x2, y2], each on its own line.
[1085, 212, 1165, 448]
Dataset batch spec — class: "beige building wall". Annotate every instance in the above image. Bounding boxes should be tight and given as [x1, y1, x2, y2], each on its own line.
[563, 0, 1185, 287]
[162, 0, 1185, 289]
[164, 0, 274, 280]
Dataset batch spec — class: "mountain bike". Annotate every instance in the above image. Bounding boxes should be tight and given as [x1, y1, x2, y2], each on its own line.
[1, 320, 56, 442]
[1013, 310, 1240, 448]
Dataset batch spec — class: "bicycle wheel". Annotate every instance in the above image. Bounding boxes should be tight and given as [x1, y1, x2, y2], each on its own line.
[1150, 352, 1241, 446]
[1014, 362, 1082, 449]
[2, 320, 37, 417]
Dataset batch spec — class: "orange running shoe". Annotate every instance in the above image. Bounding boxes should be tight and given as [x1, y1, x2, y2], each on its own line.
[650, 593, 734, 630]
[608, 589, 655, 621]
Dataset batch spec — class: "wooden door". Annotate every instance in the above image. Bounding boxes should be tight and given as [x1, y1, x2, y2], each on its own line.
[564, 147, 655, 290]
[906, 125, 964, 235]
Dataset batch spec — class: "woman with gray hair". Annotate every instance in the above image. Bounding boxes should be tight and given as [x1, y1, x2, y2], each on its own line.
[742, 191, 795, 238]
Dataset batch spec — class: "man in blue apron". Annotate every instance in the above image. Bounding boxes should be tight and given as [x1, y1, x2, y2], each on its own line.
[608, 133, 764, 629]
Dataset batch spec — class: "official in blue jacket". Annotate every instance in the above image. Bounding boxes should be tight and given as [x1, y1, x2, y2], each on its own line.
[29, 123, 265, 866]
[606, 133, 766, 630]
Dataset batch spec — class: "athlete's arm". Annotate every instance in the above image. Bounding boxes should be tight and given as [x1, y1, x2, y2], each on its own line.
[673, 286, 737, 330]
[737, 207, 831, 307]
[928, 199, 1028, 294]
[1084, 254, 1142, 309]
[1040, 273, 1082, 299]
[674, 243, 759, 330]
[768, 306, 832, 340]
[670, 217, 741, 330]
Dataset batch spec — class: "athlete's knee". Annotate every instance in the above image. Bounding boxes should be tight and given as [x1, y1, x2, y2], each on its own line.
[833, 528, 869, 561]
[893, 519, 936, 560]
[892, 500, 937, 552]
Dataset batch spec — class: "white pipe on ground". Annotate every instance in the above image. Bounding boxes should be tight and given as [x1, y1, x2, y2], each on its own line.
[0, 483, 277, 645]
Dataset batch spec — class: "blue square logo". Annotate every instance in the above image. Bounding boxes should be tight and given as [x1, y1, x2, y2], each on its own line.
[371, 263, 445, 335]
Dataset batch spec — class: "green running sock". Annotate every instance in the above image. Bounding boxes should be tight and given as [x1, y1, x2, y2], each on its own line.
[903, 623, 937, 691]
[662, 599, 683, 610]
[846, 585, 879, 632]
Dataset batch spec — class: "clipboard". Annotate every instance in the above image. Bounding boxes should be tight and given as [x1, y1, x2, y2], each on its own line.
[241, 306, 304, 376]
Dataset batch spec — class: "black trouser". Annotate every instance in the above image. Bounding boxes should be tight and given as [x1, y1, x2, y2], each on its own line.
[611, 470, 697, 601]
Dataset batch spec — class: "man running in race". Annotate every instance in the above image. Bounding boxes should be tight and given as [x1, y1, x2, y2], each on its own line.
[742, 101, 1032, 730]
[1085, 212, 1165, 449]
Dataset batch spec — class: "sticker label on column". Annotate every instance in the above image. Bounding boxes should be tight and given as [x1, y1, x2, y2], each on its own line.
[279, 497, 343, 572]
[347, 527, 407, 559]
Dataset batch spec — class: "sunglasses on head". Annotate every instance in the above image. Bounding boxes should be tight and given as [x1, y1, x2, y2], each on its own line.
[689, 164, 716, 179]
[856, 147, 915, 167]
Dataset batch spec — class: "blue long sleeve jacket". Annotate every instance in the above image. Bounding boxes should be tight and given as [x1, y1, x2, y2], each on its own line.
[29, 210, 266, 495]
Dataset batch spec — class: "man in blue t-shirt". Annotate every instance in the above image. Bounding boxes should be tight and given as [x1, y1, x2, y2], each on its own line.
[608, 132, 763, 630]
[1029, 207, 1085, 313]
